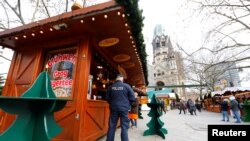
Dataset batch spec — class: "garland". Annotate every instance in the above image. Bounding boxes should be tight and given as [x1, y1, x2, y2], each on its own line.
[115, 0, 148, 85]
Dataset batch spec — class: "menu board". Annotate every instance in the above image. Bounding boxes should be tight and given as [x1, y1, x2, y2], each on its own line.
[45, 49, 76, 98]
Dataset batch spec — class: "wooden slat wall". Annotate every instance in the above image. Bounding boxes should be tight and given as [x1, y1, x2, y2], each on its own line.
[0, 46, 42, 132]
[0, 34, 111, 141]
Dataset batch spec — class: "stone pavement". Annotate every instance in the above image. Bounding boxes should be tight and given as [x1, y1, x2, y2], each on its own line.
[97, 109, 250, 141]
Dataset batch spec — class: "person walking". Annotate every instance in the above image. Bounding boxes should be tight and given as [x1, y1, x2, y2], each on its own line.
[186, 99, 191, 113]
[188, 99, 197, 115]
[179, 100, 186, 114]
[128, 92, 139, 129]
[106, 74, 135, 141]
[229, 96, 241, 123]
[160, 99, 166, 114]
[220, 99, 229, 122]
[195, 101, 202, 112]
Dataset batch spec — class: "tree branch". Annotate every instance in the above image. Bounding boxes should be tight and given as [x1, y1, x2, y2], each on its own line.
[3, 0, 25, 24]
[41, 0, 51, 17]
[215, 10, 250, 30]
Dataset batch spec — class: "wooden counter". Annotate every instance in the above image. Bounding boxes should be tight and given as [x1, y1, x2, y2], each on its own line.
[207, 105, 221, 113]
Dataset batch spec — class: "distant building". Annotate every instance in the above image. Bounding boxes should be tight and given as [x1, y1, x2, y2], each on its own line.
[223, 63, 241, 87]
[207, 62, 241, 90]
[152, 25, 185, 97]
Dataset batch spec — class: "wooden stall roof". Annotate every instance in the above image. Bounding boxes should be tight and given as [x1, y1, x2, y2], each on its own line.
[212, 87, 250, 96]
[0, 1, 148, 87]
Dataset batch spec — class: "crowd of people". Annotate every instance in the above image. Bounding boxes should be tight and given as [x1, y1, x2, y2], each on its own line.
[175, 95, 243, 123]
[177, 99, 203, 115]
[105, 74, 246, 141]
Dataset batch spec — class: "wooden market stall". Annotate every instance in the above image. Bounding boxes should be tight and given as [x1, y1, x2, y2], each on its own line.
[222, 87, 250, 99]
[204, 92, 222, 113]
[222, 87, 250, 116]
[0, 1, 148, 140]
[208, 87, 250, 114]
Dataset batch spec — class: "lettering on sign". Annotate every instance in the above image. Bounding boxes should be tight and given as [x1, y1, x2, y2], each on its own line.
[46, 51, 76, 98]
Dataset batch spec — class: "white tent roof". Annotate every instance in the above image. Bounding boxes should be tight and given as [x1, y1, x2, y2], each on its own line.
[211, 91, 224, 95]
[223, 87, 250, 92]
[211, 87, 250, 96]
[155, 93, 176, 98]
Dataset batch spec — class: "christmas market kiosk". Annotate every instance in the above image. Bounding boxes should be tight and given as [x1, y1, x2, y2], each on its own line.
[0, 1, 148, 140]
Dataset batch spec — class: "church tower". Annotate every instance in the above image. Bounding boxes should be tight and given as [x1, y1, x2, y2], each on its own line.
[152, 25, 185, 96]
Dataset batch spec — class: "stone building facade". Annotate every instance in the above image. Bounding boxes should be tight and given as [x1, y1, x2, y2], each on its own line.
[152, 25, 185, 96]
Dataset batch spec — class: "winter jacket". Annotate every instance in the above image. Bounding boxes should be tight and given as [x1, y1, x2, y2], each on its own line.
[106, 80, 135, 111]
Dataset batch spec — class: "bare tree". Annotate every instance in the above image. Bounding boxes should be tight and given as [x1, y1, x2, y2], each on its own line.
[187, 0, 250, 66]
[181, 42, 243, 96]
[0, 0, 109, 30]
[175, 0, 250, 90]
[0, 0, 96, 30]
[0, 0, 90, 87]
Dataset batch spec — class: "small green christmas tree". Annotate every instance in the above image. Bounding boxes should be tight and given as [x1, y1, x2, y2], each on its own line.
[143, 94, 168, 139]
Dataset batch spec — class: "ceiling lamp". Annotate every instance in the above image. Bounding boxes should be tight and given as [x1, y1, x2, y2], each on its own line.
[98, 38, 119, 47]
[53, 23, 68, 30]
[113, 54, 131, 62]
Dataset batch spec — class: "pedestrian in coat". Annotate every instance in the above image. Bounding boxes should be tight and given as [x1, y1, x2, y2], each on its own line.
[229, 96, 241, 123]
[220, 99, 229, 122]
[179, 100, 186, 114]
[106, 74, 135, 141]
[128, 92, 139, 129]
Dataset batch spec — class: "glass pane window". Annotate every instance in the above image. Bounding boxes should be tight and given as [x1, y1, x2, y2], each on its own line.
[45, 48, 77, 98]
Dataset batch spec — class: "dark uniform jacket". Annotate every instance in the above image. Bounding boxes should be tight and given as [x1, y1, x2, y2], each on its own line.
[106, 80, 135, 111]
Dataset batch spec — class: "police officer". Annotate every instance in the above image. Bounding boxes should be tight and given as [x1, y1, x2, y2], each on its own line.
[106, 74, 135, 141]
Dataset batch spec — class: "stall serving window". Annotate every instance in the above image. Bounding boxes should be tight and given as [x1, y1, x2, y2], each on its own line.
[44, 47, 77, 98]
[89, 53, 117, 100]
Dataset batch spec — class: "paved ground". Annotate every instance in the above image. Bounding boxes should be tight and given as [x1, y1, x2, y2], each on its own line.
[97, 109, 250, 141]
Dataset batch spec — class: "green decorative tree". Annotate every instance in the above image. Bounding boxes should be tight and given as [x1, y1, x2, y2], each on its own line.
[0, 71, 70, 141]
[143, 94, 168, 139]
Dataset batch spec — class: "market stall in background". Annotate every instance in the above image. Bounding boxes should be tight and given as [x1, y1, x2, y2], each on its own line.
[147, 89, 178, 111]
[206, 87, 250, 115]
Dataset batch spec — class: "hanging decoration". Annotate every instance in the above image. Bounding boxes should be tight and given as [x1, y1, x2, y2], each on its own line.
[118, 65, 127, 79]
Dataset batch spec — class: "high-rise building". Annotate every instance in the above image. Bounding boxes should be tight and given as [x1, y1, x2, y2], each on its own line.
[152, 25, 185, 96]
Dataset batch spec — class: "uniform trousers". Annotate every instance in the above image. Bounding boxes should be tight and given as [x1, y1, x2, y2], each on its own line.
[106, 110, 130, 141]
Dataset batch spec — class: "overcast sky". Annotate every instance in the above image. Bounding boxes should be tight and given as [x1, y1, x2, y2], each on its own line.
[138, 0, 250, 87]
[139, 0, 180, 64]
[139, 0, 206, 64]
[0, 48, 13, 75]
